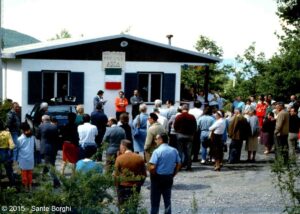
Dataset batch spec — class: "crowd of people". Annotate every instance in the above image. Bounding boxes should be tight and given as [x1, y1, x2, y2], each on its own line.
[0, 90, 299, 214]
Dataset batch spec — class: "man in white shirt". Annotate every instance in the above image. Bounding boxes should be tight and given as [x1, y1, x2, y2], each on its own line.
[166, 100, 177, 120]
[78, 114, 98, 159]
[154, 99, 168, 118]
[153, 108, 168, 132]
[197, 90, 205, 110]
[189, 101, 203, 162]
[189, 101, 203, 121]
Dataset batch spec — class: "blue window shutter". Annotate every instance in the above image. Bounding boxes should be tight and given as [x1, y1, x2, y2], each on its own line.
[70, 72, 84, 104]
[162, 73, 176, 102]
[124, 73, 138, 101]
[28, 72, 42, 104]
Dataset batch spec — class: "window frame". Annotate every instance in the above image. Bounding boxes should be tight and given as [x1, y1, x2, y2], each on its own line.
[41, 70, 70, 100]
[137, 72, 163, 103]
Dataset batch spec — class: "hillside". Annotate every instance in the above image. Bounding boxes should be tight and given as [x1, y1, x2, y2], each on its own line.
[1, 28, 40, 48]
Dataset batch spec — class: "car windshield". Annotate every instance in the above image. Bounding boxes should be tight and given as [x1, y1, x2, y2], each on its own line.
[48, 105, 71, 116]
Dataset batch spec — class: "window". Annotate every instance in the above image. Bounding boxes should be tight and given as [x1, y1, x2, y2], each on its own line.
[138, 73, 162, 102]
[42, 71, 69, 101]
[124, 72, 175, 104]
[28, 71, 84, 104]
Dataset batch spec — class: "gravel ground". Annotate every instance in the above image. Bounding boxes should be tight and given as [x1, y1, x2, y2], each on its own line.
[2, 139, 296, 214]
[53, 141, 298, 214]
[139, 142, 291, 214]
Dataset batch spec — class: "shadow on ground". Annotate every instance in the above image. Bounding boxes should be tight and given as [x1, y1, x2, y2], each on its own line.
[173, 183, 210, 190]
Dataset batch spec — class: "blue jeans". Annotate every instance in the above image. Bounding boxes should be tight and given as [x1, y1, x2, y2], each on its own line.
[176, 134, 193, 168]
[150, 174, 173, 214]
[228, 140, 243, 163]
[200, 135, 209, 161]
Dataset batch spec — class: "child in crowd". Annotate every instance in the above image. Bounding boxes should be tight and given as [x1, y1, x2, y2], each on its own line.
[18, 122, 35, 191]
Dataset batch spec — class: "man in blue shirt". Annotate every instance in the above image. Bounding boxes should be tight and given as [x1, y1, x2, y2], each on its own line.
[231, 96, 245, 113]
[197, 107, 215, 164]
[148, 133, 181, 214]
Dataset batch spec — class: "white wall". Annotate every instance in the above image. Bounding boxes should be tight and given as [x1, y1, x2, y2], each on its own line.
[2, 59, 22, 104]
[22, 59, 103, 120]
[20, 59, 202, 121]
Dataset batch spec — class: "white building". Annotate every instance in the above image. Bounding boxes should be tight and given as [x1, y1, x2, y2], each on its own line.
[1, 34, 219, 120]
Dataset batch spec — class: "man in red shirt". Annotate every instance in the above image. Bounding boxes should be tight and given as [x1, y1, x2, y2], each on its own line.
[174, 104, 197, 170]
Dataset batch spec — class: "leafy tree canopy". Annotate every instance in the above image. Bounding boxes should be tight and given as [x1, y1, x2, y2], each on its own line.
[194, 35, 223, 58]
[181, 35, 232, 101]
[277, 0, 300, 25]
[223, 0, 300, 102]
[49, 29, 71, 40]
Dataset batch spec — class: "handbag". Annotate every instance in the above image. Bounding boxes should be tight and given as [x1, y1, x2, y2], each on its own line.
[133, 115, 141, 137]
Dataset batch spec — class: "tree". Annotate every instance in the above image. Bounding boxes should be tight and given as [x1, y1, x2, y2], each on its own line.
[181, 35, 231, 100]
[277, 0, 300, 25]
[194, 35, 223, 58]
[49, 29, 71, 40]
[232, 0, 300, 101]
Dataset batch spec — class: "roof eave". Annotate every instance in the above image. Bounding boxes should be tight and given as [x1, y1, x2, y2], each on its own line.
[3, 34, 221, 63]
[12, 35, 123, 56]
[122, 34, 221, 63]
[1, 53, 16, 59]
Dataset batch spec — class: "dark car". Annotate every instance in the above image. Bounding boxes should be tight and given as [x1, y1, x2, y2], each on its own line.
[25, 98, 77, 131]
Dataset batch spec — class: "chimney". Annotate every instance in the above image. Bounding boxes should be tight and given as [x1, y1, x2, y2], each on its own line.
[166, 34, 173, 45]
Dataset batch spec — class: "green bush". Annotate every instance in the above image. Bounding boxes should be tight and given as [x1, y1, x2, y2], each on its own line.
[0, 99, 12, 129]
[0, 164, 147, 214]
[272, 154, 300, 214]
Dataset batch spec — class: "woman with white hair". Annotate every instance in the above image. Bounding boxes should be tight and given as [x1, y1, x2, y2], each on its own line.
[132, 103, 148, 155]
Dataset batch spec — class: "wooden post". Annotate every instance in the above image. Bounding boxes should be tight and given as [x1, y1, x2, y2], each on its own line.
[204, 65, 209, 108]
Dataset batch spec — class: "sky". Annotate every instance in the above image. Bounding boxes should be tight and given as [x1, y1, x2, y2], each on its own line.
[2, 0, 282, 59]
